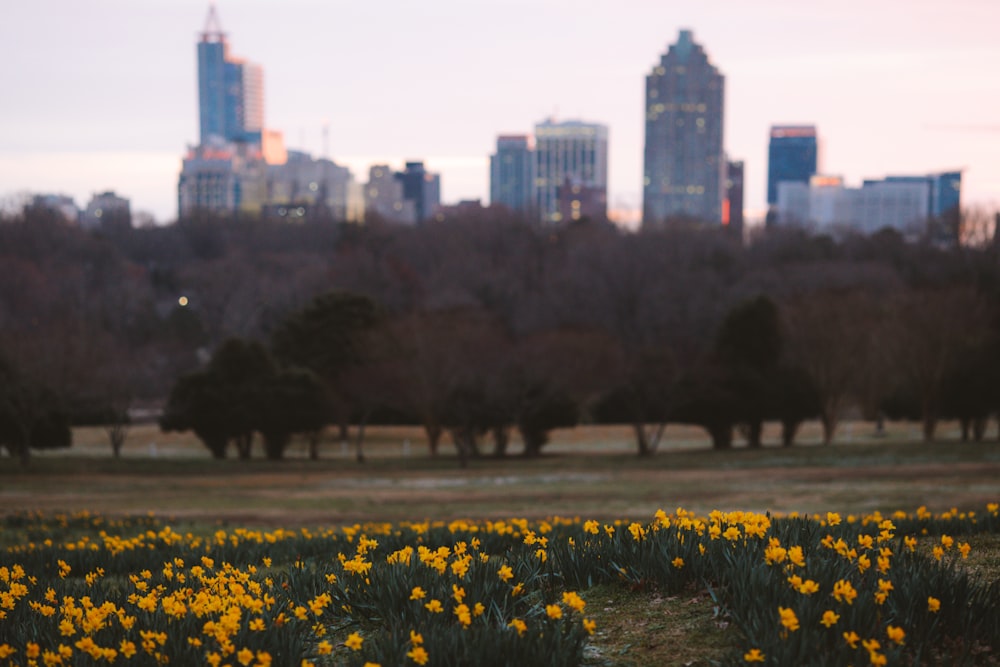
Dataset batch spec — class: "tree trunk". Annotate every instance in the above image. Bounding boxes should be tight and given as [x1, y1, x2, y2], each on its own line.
[264, 434, 288, 461]
[707, 423, 733, 450]
[354, 410, 371, 463]
[973, 418, 987, 442]
[308, 431, 320, 460]
[236, 434, 252, 460]
[922, 414, 938, 442]
[450, 428, 471, 469]
[820, 412, 837, 445]
[746, 420, 763, 448]
[960, 418, 971, 442]
[781, 419, 800, 447]
[632, 422, 651, 457]
[425, 422, 442, 457]
[17, 440, 30, 466]
[107, 422, 128, 459]
[205, 437, 227, 459]
[492, 426, 509, 458]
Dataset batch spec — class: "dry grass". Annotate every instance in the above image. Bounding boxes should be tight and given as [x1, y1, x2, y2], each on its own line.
[3, 421, 998, 525]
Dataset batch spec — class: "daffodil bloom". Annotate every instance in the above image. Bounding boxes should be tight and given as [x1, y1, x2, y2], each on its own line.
[454, 603, 472, 627]
[778, 606, 799, 631]
[857, 554, 872, 573]
[345, 632, 364, 651]
[509, 618, 527, 637]
[562, 591, 586, 613]
[843, 630, 860, 648]
[407, 645, 429, 665]
[424, 599, 443, 613]
[410, 587, 426, 600]
[409, 630, 423, 645]
[886, 625, 905, 645]
[787, 545, 805, 567]
[928, 596, 941, 612]
[796, 579, 820, 595]
[820, 610, 839, 628]
[744, 648, 765, 662]
[862, 638, 881, 652]
[546, 604, 563, 620]
[832, 579, 858, 604]
[583, 618, 597, 635]
[497, 565, 514, 582]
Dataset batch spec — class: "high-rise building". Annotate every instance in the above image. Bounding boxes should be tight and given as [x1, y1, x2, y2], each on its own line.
[178, 140, 266, 217]
[490, 135, 536, 215]
[724, 160, 744, 238]
[394, 161, 440, 222]
[197, 5, 264, 146]
[642, 29, 725, 227]
[365, 165, 415, 224]
[263, 150, 359, 222]
[534, 119, 608, 223]
[766, 125, 818, 223]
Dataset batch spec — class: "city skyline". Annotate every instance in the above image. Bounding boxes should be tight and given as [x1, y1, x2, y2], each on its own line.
[2, 0, 999, 227]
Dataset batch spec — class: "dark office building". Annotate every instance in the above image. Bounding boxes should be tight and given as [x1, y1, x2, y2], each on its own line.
[490, 135, 536, 214]
[642, 29, 726, 227]
[724, 160, 744, 238]
[766, 125, 818, 206]
[395, 161, 441, 222]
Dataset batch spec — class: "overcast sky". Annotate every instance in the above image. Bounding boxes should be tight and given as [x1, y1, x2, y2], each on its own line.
[2, 0, 998, 226]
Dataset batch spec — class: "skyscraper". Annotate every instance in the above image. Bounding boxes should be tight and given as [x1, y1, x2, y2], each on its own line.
[490, 135, 535, 215]
[642, 29, 725, 227]
[534, 119, 608, 223]
[724, 160, 744, 238]
[197, 5, 264, 145]
[767, 125, 818, 223]
[395, 161, 441, 222]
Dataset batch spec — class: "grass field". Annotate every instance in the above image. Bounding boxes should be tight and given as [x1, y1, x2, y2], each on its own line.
[3, 421, 1000, 665]
[3, 421, 999, 525]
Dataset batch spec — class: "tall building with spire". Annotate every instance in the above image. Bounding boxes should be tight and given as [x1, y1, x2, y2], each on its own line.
[642, 30, 725, 227]
[197, 4, 263, 145]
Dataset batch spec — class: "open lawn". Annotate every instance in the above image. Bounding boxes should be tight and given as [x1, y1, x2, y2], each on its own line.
[3, 421, 998, 524]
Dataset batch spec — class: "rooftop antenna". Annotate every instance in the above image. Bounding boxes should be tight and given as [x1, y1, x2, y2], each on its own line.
[201, 2, 225, 42]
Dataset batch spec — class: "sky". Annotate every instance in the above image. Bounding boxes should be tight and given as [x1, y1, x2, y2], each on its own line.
[1, 0, 999, 227]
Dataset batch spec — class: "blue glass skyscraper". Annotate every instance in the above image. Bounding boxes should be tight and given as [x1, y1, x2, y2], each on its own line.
[197, 5, 263, 146]
[490, 135, 536, 215]
[766, 125, 818, 206]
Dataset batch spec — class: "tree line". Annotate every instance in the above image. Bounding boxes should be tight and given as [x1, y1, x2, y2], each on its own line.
[1, 206, 999, 463]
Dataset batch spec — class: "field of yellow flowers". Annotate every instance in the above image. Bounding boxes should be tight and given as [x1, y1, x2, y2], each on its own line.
[1, 504, 998, 666]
